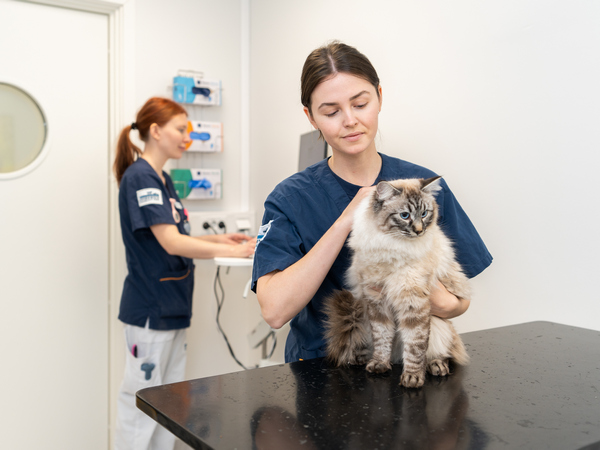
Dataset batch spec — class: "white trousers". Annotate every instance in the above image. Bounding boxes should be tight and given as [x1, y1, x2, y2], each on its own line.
[114, 323, 187, 450]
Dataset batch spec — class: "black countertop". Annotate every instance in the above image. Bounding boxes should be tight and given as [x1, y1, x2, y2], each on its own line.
[137, 321, 600, 449]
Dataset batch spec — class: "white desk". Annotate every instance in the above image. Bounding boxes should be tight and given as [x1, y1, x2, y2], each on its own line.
[213, 256, 253, 267]
[213, 257, 253, 297]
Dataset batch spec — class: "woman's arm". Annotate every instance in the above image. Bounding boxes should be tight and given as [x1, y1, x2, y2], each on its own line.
[150, 224, 256, 259]
[429, 281, 470, 319]
[257, 186, 375, 329]
[197, 232, 254, 245]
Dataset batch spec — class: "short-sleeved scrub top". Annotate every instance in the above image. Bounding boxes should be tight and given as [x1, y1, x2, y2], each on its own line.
[251, 153, 492, 362]
[118, 158, 194, 331]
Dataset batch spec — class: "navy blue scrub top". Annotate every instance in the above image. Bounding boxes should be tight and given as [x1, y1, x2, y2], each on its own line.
[118, 158, 194, 331]
[251, 153, 492, 362]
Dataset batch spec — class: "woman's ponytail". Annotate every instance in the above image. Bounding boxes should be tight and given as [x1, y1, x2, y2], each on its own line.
[113, 125, 142, 186]
[113, 97, 187, 186]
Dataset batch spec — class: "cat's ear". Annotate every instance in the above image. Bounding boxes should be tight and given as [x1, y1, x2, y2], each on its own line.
[420, 176, 442, 193]
[376, 181, 401, 201]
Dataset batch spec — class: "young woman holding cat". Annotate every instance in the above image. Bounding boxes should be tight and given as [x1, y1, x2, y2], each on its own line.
[251, 42, 492, 363]
[113, 97, 255, 450]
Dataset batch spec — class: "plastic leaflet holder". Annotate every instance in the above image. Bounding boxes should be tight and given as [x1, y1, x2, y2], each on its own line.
[171, 169, 222, 200]
[173, 75, 221, 106]
[185, 120, 222, 152]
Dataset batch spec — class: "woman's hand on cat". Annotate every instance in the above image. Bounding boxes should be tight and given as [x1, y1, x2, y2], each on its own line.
[337, 186, 376, 233]
[429, 281, 470, 319]
[257, 187, 376, 329]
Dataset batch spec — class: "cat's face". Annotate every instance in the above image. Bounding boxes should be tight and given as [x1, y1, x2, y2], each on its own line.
[371, 177, 441, 239]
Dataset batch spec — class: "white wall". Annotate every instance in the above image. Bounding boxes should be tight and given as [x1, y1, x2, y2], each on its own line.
[133, 0, 242, 212]
[249, 0, 600, 334]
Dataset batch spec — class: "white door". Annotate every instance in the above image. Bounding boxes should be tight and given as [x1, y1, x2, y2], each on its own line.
[0, 1, 109, 448]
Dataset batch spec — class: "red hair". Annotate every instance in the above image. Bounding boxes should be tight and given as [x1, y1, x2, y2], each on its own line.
[113, 97, 187, 185]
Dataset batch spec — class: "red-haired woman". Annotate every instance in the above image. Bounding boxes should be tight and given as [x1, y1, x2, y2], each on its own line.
[113, 97, 255, 450]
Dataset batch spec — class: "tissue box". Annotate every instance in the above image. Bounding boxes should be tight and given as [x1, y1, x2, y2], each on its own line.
[173, 76, 221, 106]
[171, 169, 222, 200]
[185, 121, 222, 152]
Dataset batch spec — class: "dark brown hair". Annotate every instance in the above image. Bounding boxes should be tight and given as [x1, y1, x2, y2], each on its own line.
[113, 97, 187, 185]
[301, 41, 380, 115]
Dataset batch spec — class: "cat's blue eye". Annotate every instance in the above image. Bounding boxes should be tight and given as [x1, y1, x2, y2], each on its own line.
[421, 211, 428, 218]
[400, 212, 410, 220]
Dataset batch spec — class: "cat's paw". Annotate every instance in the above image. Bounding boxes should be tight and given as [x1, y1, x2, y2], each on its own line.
[355, 348, 372, 365]
[427, 359, 450, 377]
[366, 359, 392, 373]
[400, 370, 426, 388]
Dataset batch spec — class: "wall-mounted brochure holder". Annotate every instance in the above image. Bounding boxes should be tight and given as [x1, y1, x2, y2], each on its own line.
[173, 71, 221, 106]
[185, 120, 222, 152]
[171, 168, 222, 200]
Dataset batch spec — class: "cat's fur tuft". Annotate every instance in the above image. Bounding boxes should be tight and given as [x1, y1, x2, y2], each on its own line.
[324, 176, 470, 388]
[323, 289, 373, 366]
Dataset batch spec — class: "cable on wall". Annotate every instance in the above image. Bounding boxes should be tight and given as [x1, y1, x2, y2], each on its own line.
[214, 266, 254, 370]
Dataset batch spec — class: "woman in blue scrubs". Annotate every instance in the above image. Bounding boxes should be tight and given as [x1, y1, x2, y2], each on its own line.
[113, 97, 255, 450]
[252, 42, 492, 363]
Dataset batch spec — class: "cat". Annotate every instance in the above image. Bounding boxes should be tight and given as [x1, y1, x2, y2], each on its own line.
[323, 176, 470, 388]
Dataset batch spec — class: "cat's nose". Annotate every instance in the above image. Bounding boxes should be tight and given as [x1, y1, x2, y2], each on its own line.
[413, 223, 423, 234]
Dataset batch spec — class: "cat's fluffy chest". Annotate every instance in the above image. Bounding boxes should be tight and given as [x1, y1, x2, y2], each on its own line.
[348, 224, 443, 288]
[349, 223, 439, 264]
[347, 193, 454, 294]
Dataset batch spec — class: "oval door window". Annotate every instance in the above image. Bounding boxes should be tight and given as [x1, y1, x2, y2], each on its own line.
[0, 82, 48, 179]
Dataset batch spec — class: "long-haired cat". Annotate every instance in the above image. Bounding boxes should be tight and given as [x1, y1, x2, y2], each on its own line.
[324, 176, 470, 388]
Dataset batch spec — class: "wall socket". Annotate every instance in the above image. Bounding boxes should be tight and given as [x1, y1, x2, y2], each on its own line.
[188, 211, 256, 236]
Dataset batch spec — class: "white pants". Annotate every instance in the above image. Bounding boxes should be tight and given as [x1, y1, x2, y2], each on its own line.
[115, 322, 187, 450]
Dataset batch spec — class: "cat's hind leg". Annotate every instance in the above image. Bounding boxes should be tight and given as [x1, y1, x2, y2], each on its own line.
[427, 359, 450, 376]
[426, 316, 469, 377]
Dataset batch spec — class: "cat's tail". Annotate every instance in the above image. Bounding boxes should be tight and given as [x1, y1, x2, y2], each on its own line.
[323, 290, 373, 367]
[428, 316, 470, 366]
[449, 329, 470, 366]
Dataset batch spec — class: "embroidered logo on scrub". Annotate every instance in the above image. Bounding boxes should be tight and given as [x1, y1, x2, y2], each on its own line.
[170, 198, 181, 223]
[256, 220, 273, 248]
[136, 188, 163, 207]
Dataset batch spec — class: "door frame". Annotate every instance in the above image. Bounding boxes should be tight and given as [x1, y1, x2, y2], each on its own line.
[25, 0, 134, 446]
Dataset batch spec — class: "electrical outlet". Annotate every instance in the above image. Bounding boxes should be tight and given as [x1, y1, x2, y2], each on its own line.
[229, 212, 255, 235]
[201, 219, 223, 234]
[188, 211, 255, 236]
[235, 218, 252, 232]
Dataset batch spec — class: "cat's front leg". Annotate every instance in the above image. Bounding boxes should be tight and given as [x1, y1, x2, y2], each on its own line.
[397, 305, 431, 388]
[365, 302, 395, 374]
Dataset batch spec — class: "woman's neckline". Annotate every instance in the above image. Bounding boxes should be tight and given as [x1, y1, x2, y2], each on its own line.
[327, 151, 382, 187]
